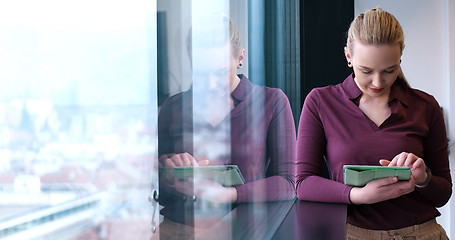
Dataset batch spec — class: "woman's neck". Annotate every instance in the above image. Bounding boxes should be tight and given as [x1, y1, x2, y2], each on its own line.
[230, 74, 241, 94]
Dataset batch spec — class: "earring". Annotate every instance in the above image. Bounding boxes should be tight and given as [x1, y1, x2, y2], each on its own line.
[347, 61, 352, 67]
[239, 63, 243, 67]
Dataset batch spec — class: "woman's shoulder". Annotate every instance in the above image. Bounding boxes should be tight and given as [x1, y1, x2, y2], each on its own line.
[243, 80, 292, 113]
[262, 85, 287, 99]
[244, 77, 290, 102]
[309, 84, 341, 95]
[393, 85, 444, 121]
[407, 87, 441, 108]
[306, 83, 344, 103]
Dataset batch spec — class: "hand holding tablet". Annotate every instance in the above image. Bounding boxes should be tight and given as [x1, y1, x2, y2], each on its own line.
[343, 165, 411, 187]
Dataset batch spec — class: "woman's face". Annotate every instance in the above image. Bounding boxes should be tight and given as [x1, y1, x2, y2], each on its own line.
[192, 44, 242, 98]
[346, 42, 402, 99]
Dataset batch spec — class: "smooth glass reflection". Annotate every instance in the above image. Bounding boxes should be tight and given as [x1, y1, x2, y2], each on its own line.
[156, 1, 296, 239]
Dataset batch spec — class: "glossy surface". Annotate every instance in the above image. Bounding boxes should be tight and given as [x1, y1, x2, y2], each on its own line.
[272, 200, 347, 240]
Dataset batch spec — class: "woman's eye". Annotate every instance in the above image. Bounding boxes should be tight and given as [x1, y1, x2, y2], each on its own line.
[384, 69, 395, 74]
[361, 71, 372, 74]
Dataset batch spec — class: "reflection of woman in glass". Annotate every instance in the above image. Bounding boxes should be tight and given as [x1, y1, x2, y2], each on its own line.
[157, 14, 296, 234]
[296, 7, 451, 239]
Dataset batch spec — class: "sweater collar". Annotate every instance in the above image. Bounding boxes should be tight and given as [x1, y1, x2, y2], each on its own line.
[231, 74, 252, 104]
[342, 73, 409, 107]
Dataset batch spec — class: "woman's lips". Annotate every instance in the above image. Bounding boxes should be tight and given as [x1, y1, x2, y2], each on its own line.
[370, 87, 384, 93]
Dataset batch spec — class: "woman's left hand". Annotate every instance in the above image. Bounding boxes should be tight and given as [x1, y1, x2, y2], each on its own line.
[379, 152, 428, 185]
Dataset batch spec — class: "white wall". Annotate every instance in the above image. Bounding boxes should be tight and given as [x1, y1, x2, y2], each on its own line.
[355, 0, 455, 238]
[448, 0, 455, 237]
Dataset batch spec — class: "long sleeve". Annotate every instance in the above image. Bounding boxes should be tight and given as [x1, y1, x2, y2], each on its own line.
[415, 96, 452, 207]
[295, 89, 352, 204]
[234, 89, 296, 202]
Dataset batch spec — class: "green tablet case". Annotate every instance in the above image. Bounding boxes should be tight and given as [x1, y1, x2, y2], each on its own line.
[343, 165, 411, 187]
[162, 165, 245, 187]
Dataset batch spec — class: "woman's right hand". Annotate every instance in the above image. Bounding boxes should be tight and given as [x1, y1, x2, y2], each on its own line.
[158, 153, 210, 194]
[159, 152, 210, 167]
[349, 176, 415, 204]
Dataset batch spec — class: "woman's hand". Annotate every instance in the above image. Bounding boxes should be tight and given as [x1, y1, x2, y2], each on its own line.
[349, 176, 415, 204]
[350, 152, 429, 205]
[158, 153, 237, 203]
[379, 152, 428, 185]
[159, 152, 210, 167]
[158, 152, 210, 189]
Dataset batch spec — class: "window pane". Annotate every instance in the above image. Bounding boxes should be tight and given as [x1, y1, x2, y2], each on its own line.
[156, 0, 297, 239]
[0, 1, 158, 239]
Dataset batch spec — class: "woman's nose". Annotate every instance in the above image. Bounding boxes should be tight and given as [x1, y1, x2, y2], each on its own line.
[372, 74, 384, 88]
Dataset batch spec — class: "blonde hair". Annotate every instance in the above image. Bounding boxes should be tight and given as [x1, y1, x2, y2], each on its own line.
[346, 7, 409, 87]
[229, 19, 243, 59]
[187, 15, 243, 59]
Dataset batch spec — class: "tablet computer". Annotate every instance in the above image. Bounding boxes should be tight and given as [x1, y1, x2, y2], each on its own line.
[343, 165, 411, 187]
[161, 165, 245, 187]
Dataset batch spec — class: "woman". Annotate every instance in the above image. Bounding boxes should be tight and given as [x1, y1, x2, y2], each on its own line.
[296, 7, 451, 239]
[156, 15, 296, 239]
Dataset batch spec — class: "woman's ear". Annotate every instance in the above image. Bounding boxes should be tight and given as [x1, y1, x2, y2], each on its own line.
[344, 47, 352, 67]
[238, 49, 245, 67]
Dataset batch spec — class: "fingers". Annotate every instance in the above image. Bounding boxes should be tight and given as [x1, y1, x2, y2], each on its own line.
[394, 152, 408, 166]
[369, 176, 414, 194]
[410, 159, 427, 183]
[403, 153, 420, 167]
[388, 154, 399, 166]
[370, 176, 398, 187]
[389, 152, 410, 166]
[354, 177, 409, 204]
[162, 153, 198, 167]
[168, 154, 188, 167]
[390, 152, 423, 168]
[379, 159, 390, 166]
[394, 178, 415, 195]
[410, 158, 425, 171]
[164, 158, 177, 168]
[407, 155, 426, 172]
[180, 153, 197, 166]
[198, 159, 210, 166]
[160, 153, 212, 168]
[362, 177, 414, 204]
[383, 152, 427, 183]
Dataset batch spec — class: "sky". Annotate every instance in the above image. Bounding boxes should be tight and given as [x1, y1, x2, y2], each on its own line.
[0, 0, 157, 106]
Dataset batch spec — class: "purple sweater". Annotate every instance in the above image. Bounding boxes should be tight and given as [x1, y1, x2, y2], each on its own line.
[158, 75, 296, 207]
[296, 74, 452, 230]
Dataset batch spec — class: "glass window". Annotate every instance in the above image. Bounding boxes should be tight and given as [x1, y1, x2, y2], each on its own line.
[156, 0, 298, 239]
[0, 1, 158, 239]
[0, 0, 301, 239]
